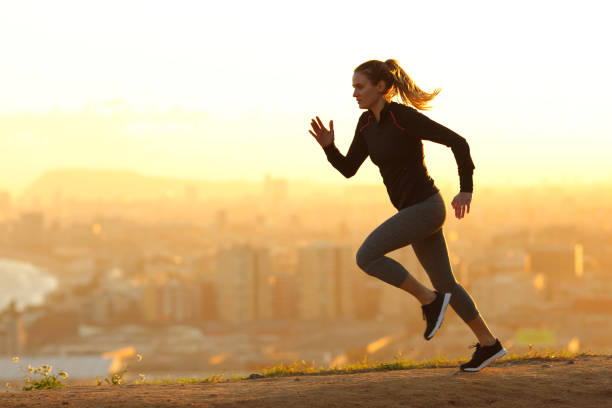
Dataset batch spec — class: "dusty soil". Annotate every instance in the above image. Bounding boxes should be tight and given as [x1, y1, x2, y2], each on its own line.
[1, 355, 611, 408]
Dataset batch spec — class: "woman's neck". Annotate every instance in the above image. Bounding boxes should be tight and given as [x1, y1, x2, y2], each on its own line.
[369, 99, 389, 122]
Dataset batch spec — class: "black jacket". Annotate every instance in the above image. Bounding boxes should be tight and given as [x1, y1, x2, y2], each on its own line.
[322, 100, 475, 210]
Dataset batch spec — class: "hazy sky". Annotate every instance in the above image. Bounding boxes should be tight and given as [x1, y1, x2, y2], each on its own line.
[1, 1, 611, 196]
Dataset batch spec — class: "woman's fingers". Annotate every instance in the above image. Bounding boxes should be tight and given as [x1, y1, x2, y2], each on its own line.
[453, 201, 471, 218]
[311, 116, 333, 138]
[316, 116, 327, 132]
[311, 119, 320, 133]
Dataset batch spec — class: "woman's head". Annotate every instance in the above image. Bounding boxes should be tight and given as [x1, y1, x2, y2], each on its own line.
[353, 59, 441, 111]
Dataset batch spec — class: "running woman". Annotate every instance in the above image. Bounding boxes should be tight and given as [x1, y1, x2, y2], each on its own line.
[308, 59, 506, 372]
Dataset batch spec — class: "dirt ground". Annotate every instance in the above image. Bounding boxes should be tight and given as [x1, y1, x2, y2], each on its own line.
[1, 355, 611, 408]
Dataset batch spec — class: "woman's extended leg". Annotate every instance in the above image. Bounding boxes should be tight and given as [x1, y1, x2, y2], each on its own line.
[411, 227, 496, 345]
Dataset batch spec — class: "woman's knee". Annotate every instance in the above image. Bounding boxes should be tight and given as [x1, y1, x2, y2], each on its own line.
[355, 245, 374, 271]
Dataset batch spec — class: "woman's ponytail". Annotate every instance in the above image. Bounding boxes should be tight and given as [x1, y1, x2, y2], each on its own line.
[355, 59, 440, 110]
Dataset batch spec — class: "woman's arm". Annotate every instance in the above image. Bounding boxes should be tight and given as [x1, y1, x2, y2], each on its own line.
[310, 115, 369, 178]
[401, 107, 475, 192]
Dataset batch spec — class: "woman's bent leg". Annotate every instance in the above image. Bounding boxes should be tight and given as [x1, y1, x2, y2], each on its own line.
[356, 193, 445, 289]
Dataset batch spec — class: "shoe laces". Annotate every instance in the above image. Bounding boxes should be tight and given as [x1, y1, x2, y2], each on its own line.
[468, 342, 482, 352]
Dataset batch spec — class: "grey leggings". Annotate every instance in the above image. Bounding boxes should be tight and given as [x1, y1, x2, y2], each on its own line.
[356, 191, 480, 323]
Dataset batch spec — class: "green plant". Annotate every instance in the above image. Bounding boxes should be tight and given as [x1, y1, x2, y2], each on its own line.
[11, 357, 68, 391]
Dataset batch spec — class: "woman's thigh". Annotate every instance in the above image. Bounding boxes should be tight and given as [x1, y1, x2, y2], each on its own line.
[357, 192, 446, 266]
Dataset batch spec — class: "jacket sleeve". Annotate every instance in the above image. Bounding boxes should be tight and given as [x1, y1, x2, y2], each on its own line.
[321, 117, 369, 178]
[402, 107, 475, 193]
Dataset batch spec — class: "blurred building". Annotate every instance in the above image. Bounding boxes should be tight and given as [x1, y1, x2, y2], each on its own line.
[0, 301, 26, 356]
[526, 243, 583, 278]
[199, 280, 218, 321]
[214, 210, 227, 230]
[0, 190, 11, 218]
[269, 273, 297, 319]
[159, 277, 201, 323]
[12, 211, 45, 249]
[214, 244, 273, 323]
[297, 241, 335, 320]
[140, 275, 202, 324]
[525, 243, 584, 300]
[262, 174, 288, 203]
[79, 268, 142, 325]
[296, 241, 365, 321]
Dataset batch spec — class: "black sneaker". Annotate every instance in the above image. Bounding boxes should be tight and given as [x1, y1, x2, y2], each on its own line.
[460, 338, 507, 372]
[421, 291, 451, 340]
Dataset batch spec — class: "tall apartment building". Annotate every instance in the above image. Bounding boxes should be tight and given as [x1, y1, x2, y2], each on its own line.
[269, 273, 297, 319]
[525, 243, 584, 301]
[141, 275, 201, 324]
[0, 301, 26, 356]
[296, 241, 364, 321]
[214, 244, 273, 323]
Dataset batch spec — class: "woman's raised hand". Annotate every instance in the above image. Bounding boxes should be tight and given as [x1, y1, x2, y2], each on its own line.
[309, 116, 334, 148]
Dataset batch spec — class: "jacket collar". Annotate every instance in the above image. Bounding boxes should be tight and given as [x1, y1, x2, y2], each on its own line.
[368, 100, 392, 118]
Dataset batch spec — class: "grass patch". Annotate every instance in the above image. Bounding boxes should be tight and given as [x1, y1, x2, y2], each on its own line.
[132, 346, 607, 385]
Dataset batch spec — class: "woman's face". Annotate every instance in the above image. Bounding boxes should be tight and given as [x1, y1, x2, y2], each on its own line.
[352, 71, 385, 110]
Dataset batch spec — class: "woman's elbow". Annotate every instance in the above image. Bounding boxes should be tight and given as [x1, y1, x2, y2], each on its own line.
[342, 169, 358, 178]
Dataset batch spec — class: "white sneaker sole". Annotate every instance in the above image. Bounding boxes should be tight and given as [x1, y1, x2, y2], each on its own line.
[461, 348, 507, 372]
[425, 292, 451, 340]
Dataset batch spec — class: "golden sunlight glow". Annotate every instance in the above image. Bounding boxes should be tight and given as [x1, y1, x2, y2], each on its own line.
[101, 346, 136, 374]
[366, 336, 392, 354]
[567, 337, 580, 353]
[574, 244, 584, 277]
[209, 353, 230, 365]
[366, 332, 405, 354]
[533, 274, 545, 292]
[330, 353, 348, 368]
